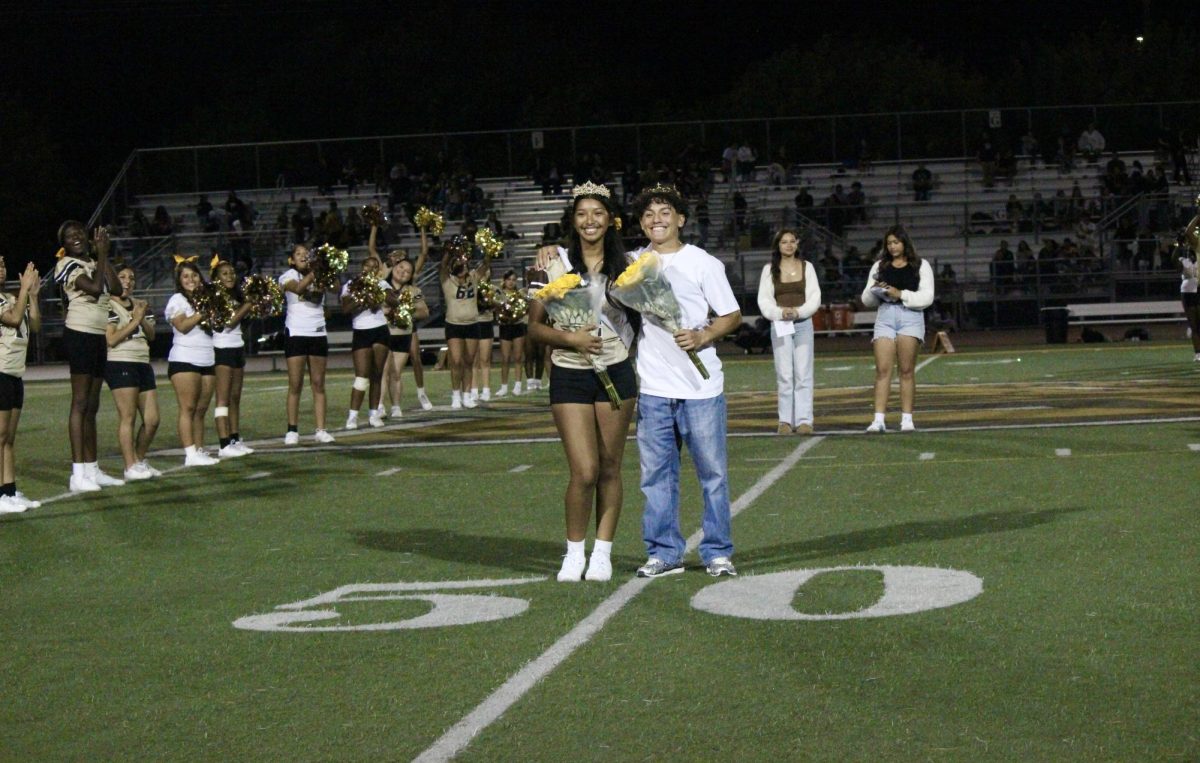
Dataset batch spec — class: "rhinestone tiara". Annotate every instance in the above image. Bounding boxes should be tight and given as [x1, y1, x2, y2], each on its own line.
[571, 181, 611, 199]
[641, 182, 680, 196]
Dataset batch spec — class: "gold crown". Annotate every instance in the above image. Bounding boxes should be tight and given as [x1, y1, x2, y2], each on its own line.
[571, 181, 611, 199]
[642, 182, 679, 196]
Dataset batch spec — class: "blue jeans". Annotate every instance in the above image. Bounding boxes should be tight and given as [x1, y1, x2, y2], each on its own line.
[637, 393, 733, 565]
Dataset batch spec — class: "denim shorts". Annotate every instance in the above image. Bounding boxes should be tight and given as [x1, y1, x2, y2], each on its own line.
[872, 302, 925, 342]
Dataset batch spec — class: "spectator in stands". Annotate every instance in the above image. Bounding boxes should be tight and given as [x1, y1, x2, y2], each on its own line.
[1015, 240, 1035, 283]
[371, 162, 387, 195]
[319, 200, 346, 247]
[1020, 130, 1040, 164]
[503, 224, 521, 241]
[857, 138, 873, 175]
[196, 195, 215, 230]
[150, 206, 173, 237]
[1006, 194, 1025, 233]
[1170, 129, 1192, 184]
[911, 163, 933, 201]
[127, 209, 148, 239]
[1053, 189, 1072, 228]
[766, 151, 786, 187]
[341, 157, 359, 194]
[846, 181, 867, 224]
[977, 135, 997, 188]
[465, 179, 485, 221]
[1135, 229, 1157, 271]
[292, 198, 314, 243]
[541, 164, 563, 196]
[996, 146, 1018, 183]
[1077, 123, 1105, 164]
[721, 143, 736, 182]
[224, 191, 246, 229]
[736, 141, 756, 183]
[732, 191, 748, 233]
[823, 184, 848, 235]
[990, 240, 1015, 290]
[1053, 131, 1075, 174]
[794, 184, 815, 216]
[343, 206, 365, 247]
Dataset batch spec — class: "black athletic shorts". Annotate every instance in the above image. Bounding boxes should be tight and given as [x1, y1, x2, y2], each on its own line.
[352, 325, 391, 351]
[388, 332, 412, 352]
[445, 322, 474, 341]
[474, 320, 495, 341]
[105, 361, 157, 391]
[167, 361, 215, 377]
[64, 327, 107, 378]
[1183, 292, 1199, 309]
[549, 357, 637, 405]
[284, 333, 329, 358]
[214, 346, 246, 369]
[0, 372, 24, 411]
[499, 323, 527, 341]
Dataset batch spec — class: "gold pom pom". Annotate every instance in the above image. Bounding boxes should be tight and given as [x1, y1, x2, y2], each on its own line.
[474, 227, 505, 259]
[311, 243, 350, 292]
[346, 274, 386, 310]
[241, 275, 284, 318]
[362, 203, 388, 228]
[413, 206, 445, 235]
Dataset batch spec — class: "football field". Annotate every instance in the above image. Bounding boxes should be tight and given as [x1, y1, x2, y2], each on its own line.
[2, 341, 1197, 761]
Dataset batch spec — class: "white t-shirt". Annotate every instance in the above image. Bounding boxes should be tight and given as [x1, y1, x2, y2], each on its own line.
[279, 268, 327, 336]
[213, 292, 244, 349]
[633, 245, 739, 399]
[165, 293, 215, 366]
[342, 278, 388, 331]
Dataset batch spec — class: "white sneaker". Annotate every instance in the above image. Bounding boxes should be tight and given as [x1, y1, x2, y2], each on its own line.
[584, 554, 612, 582]
[556, 554, 586, 582]
[70, 473, 102, 493]
[10, 491, 41, 509]
[123, 463, 155, 481]
[368, 413, 385, 428]
[417, 390, 433, 411]
[0, 495, 26, 514]
[313, 429, 335, 444]
[345, 414, 359, 430]
[231, 440, 254, 455]
[900, 419, 916, 433]
[495, 385, 508, 398]
[481, 388, 491, 402]
[140, 460, 163, 477]
[463, 393, 478, 409]
[1194, 353, 1200, 362]
[512, 381, 523, 396]
[390, 405, 403, 418]
[91, 466, 125, 487]
[185, 450, 220, 467]
[283, 431, 300, 445]
[451, 392, 462, 410]
[866, 420, 887, 434]
[218, 444, 248, 459]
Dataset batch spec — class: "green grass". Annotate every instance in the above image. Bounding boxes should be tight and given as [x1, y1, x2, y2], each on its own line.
[2, 341, 1198, 760]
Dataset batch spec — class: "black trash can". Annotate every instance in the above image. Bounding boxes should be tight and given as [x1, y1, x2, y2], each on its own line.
[1042, 307, 1069, 344]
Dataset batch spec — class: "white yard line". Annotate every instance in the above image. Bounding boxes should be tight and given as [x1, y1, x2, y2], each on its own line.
[374, 467, 403, 477]
[245, 471, 273, 480]
[508, 464, 533, 473]
[413, 436, 826, 763]
[919, 452, 936, 461]
[1055, 448, 1072, 457]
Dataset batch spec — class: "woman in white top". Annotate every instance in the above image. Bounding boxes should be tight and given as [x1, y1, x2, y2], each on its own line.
[371, 225, 432, 416]
[279, 243, 335, 444]
[528, 183, 638, 583]
[1177, 200, 1200, 360]
[341, 253, 392, 429]
[756, 228, 822, 435]
[105, 266, 160, 481]
[0, 259, 42, 513]
[210, 259, 254, 457]
[860, 225, 935, 433]
[165, 260, 219, 466]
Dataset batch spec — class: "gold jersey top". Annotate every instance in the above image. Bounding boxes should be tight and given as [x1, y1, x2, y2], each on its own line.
[54, 255, 110, 334]
[442, 274, 480, 326]
[0, 292, 30, 378]
[107, 297, 151, 364]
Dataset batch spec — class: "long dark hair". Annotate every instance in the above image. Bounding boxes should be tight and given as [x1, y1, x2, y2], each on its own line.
[874, 224, 921, 271]
[769, 227, 804, 282]
[565, 191, 639, 332]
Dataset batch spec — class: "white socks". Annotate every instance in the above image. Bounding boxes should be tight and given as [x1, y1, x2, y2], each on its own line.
[900, 412, 914, 427]
[873, 412, 886, 426]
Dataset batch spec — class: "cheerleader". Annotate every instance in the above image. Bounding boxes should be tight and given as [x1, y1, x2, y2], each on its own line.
[279, 243, 335, 444]
[53, 221, 125, 492]
[380, 253, 430, 417]
[472, 265, 496, 404]
[1176, 196, 1200, 361]
[0, 259, 42, 512]
[104, 266, 161, 480]
[756, 228, 821, 434]
[165, 260, 219, 466]
[527, 182, 639, 582]
[369, 225, 434, 415]
[439, 238, 490, 409]
[210, 259, 254, 456]
[860, 225, 935, 433]
[493, 270, 527, 397]
[341, 254, 391, 429]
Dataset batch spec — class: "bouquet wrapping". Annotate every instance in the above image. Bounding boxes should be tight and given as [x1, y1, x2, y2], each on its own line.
[611, 251, 710, 379]
[535, 273, 621, 409]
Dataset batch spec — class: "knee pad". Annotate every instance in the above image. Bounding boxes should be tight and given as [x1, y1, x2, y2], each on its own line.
[214, 406, 230, 419]
[352, 376, 370, 392]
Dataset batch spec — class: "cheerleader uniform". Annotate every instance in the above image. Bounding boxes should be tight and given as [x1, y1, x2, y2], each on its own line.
[0, 290, 36, 512]
[164, 293, 215, 375]
[342, 279, 390, 351]
[105, 297, 156, 391]
[53, 254, 110, 377]
[442, 273, 479, 341]
[279, 268, 327, 356]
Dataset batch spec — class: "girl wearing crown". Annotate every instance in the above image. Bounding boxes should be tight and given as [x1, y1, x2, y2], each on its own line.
[210, 258, 254, 456]
[104, 265, 161, 481]
[53, 221, 125, 492]
[279, 243, 336, 444]
[528, 181, 638, 582]
[0, 259, 43, 512]
[166, 259, 219, 466]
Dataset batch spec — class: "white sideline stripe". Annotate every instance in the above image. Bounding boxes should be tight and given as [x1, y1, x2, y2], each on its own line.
[919, 452, 935, 461]
[245, 471, 272, 480]
[915, 355, 940, 373]
[413, 436, 825, 763]
[375, 467, 403, 477]
[508, 464, 532, 473]
[1189, 444, 1200, 452]
[1055, 448, 1072, 457]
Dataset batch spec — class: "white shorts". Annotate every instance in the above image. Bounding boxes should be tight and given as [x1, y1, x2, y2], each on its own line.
[872, 302, 925, 342]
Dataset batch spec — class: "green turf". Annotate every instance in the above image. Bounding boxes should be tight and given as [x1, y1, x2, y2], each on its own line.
[2, 342, 1198, 760]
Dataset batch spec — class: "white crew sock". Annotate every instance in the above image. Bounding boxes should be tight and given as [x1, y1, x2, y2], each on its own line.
[347, 410, 358, 420]
[72, 463, 86, 479]
[901, 412, 914, 426]
[873, 412, 885, 425]
[591, 539, 612, 558]
[565, 539, 586, 559]
[184, 445, 198, 457]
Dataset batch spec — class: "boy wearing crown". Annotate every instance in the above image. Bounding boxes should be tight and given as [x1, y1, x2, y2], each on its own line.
[631, 184, 742, 578]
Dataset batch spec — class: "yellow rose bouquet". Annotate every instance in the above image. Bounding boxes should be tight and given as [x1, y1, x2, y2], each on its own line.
[534, 273, 621, 409]
[611, 251, 710, 379]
